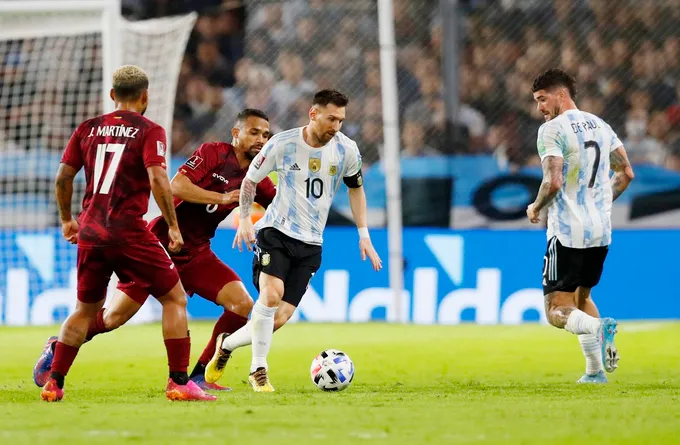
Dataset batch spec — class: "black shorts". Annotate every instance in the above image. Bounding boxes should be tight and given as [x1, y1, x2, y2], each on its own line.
[542, 236, 609, 295]
[252, 228, 322, 307]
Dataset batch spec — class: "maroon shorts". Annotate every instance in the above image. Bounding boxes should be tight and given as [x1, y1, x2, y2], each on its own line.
[117, 247, 241, 305]
[77, 241, 179, 304]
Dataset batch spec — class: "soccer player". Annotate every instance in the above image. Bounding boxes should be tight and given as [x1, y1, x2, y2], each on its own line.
[37, 66, 215, 402]
[205, 89, 383, 392]
[34, 109, 285, 391]
[527, 69, 634, 383]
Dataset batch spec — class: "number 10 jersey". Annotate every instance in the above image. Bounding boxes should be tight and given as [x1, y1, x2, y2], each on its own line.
[246, 127, 362, 246]
[536, 109, 623, 248]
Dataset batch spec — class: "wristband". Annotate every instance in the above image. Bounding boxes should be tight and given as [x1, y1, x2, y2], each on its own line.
[358, 227, 370, 239]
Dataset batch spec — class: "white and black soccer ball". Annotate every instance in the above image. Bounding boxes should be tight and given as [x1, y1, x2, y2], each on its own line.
[310, 349, 355, 391]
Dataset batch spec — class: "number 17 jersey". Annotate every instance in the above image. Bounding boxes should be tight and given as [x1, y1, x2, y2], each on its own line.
[61, 110, 168, 247]
[537, 109, 623, 249]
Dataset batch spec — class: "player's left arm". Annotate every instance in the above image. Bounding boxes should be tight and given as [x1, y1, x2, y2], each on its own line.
[56, 127, 84, 244]
[345, 145, 382, 271]
[528, 123, 564, 223]
[610, 146, 635, 201]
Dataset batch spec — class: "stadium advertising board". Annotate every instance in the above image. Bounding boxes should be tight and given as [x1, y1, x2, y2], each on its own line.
[1, 228, 678, 326]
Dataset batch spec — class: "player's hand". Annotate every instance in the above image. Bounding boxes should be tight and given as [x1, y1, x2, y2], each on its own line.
[221, 189, 240, 205]
[61, 219, 79, 244]
[526, 203, 541, 224]
[167, 226, 184, 253]
[359, 238, 382, 271]
[233, 217, 256, 252]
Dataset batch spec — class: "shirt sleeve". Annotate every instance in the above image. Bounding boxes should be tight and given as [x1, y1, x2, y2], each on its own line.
[61, 125, 84, 170]
[142, 126, 168, 169]
[177, 143, 221, 183]
[606, 123, 623, 152]
[255, 175, 277, 208]
[536, 122, 564, 161]
[246, 138, 278, 183]
[343, 141, 363, 177]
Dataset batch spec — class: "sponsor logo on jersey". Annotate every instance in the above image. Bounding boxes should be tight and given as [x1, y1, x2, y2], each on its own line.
[212, 172, 229, 184]
[290, 163, 301, 171]
[185, 155, 203, 170]
[329, 165, 338, 176]
[309, 158, 321, 173]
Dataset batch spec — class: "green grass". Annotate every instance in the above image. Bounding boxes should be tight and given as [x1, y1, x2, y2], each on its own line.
[1, 322, 679, 444]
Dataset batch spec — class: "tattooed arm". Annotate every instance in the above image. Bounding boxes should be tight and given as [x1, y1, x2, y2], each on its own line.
[239, 178, 258, 219]
[533, 155, 564, 212]
[609, 146, 635, 201]
[233, 178, 258, 251]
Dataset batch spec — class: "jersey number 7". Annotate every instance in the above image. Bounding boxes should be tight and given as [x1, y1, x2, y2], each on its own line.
[584, 140, 601, 189]
[93, 143, 126, 195]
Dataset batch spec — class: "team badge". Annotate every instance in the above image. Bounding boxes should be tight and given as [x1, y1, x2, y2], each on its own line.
[329, 165, 338, 176]
[309, 158, 321, 173]
[185, 155, 203, 170]
[261, 253, 271, 266]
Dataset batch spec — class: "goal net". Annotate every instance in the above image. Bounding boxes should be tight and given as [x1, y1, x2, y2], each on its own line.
[0, 1, 196, 325]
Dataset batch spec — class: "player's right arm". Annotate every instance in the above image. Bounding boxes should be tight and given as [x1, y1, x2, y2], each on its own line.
[171, 143, 238, 205]
[234, 138, 278, 251]
[610, 146, 634, 201]
[56, 126, 84, 244]
[144, 127, 183, 252]
[528, 122, 564, 223]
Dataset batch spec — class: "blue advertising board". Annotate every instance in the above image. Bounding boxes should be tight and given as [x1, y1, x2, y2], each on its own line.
[1, 228, 678, 325]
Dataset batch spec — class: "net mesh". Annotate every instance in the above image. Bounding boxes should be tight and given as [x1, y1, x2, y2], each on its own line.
[0, 9, 196, 324]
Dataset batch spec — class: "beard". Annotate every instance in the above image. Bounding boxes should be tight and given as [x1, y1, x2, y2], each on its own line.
[245, 147, 261, 160]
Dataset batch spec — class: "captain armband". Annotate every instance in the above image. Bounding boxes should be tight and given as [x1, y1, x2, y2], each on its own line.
[343, 170, 363, 188]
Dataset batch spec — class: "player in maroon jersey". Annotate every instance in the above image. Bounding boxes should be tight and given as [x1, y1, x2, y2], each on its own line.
[37, 65, 216, 402]
[35, 109, 286, 391]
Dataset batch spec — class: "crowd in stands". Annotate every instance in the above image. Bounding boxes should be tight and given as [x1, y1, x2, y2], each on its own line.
[2, 0, 678, 174]
[139, 0, 679, 172]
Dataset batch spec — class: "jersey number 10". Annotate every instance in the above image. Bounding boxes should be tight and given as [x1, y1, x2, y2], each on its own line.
[305, 178, 324, 199]
[94, 143, 126, 195]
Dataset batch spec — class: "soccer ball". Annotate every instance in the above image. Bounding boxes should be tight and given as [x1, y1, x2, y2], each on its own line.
[310, 349, 355, 391]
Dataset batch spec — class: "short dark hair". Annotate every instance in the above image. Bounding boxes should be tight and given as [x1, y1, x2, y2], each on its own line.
[313, 89, 349, 108]
[532, 69, 577, 99]
[235, 108, 269, 126]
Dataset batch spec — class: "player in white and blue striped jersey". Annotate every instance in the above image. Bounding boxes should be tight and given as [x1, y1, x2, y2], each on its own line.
[207, 90, 382, 392]
[527, 69, 635, 383]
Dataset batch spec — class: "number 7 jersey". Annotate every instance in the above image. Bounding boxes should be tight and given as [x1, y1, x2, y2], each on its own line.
[61, 110, 168, 247]
[246, 127, 363, 245]
[537, 109, 623, 248]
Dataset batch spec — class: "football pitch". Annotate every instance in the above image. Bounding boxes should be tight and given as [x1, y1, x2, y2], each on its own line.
[1, 322, 679, 444]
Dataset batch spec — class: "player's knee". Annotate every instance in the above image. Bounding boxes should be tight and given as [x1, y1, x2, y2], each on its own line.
[259, 283, 284, 307]
[225, 295, 253, 318]
[159, 281, 188, 308]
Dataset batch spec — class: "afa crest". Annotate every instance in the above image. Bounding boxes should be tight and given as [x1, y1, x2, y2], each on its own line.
[309, 158, 321, 173]
[261, 253, 271, 266]
[329, 165, 338, 176]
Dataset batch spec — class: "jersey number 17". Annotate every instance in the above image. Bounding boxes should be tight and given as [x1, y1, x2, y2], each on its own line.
[93, 143, 126, 195]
